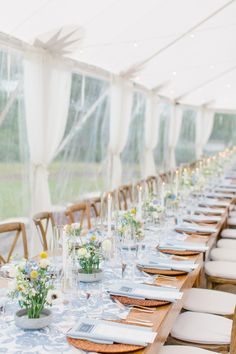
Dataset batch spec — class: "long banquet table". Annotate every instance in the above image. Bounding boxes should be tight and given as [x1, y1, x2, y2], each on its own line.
[130, 208, 228, 354]
[0, 204, 231, 353]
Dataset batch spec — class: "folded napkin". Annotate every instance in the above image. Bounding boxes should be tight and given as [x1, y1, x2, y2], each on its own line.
[175, 223, 217, 234]
[138, 257, 198, 273]
[199, 199, 230, 207]
[205, 192, 234, 199]
[183, 215, 221, 223]
[193, 207, 224, 215]
[67, 318, 156, 346]
[159, 241, 209, 252]
[215, 186, 236, 193]
[224, 174, 236, 179]
[218, 183, 236, 190]
[107, 282, 182, 302]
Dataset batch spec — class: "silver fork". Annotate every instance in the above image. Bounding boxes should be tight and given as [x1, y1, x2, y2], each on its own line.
[142, 270, 177, 281]
[112, 297, 154, 313]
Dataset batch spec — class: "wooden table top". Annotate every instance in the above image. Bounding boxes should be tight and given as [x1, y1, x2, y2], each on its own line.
[0, 207, 229, 354]
[126, 208, 228, 354]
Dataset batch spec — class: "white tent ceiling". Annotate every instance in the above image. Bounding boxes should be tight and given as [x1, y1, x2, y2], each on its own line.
[0, 0, 236, 110]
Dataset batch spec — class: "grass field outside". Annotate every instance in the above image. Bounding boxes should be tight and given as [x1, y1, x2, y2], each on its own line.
[0, 161, 107, 219]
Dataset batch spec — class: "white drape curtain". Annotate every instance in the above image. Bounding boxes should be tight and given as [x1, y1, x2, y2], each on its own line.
[108, 77, 133, 189]
[195, 108, 215, 159]
[143, 94, 161, 178]
[24, 50, 71, 214]
[168, 104, 183, 169]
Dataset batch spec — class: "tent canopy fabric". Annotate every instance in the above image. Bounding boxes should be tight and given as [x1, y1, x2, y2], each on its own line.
[0, 0, 236, 111]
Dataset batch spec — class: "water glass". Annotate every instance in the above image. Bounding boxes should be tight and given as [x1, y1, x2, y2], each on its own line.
[80, 281, 103, 318]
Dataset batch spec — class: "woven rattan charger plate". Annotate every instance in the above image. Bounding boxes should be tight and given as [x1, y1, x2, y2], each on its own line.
[110, 294, 170, 307]
[137, 265, 186, 276]
[67, 337, 144, 353]
[175, 230, 212, 236]
[158, 248, 200, 256]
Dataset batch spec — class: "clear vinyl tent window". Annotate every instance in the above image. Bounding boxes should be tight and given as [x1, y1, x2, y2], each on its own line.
[121, 91, 146, 183]
[175, 109, 196, 165]
[0, 49, 30, 220]
[49, 73, 110, 205]
[205, 113, 236, 155]
[154, 102, 171, 171]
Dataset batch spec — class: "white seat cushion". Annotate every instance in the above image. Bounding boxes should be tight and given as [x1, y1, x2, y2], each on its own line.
[221, 228, 236, 239]
[160, 346, 218, 354]
[183, 288, 236, 315]
[217, 239, 236, 248]
[229, 211, 236, 217]
[171, 311, 232, 344]
[227, 217, 236, 226]
[210, 248, 236, 262]
[205, 261, 236, 279]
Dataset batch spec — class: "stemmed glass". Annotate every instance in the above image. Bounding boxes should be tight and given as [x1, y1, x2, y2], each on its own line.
[79, 281, 103, 319]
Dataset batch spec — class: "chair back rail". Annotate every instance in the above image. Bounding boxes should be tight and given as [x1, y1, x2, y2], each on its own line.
[0, 222, 28, 263]
[33, 212, 56, 252]
[117, 188, 128, 210]
[65, 202, 91, 229]
[89, 197, 101, 218]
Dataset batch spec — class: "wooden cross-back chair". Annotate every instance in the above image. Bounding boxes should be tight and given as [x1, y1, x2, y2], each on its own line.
[89, 197, 101, 218]
[100, 190, 118, 218]
[87, 197, 101, 228]
[206, 272, 236, 290]
[65, 202, 91, 229]
[118, 184, 133, 210]
[146, 176, 158, 195]
[160, 171, 171, 184]
[33, 212, 56, 252]
[168, 306, 236, 353]
[0, 222, 28, 264]
[117, 187, 128, 211]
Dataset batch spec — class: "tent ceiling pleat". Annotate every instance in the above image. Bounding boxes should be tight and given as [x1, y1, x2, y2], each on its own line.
[0, 0, 236, 110]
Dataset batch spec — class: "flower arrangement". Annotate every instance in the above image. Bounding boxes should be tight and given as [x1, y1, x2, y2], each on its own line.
[77, 232, 111, 274]
[63, 223, 81, 237]
[164, 191, 179, 207]
[117, 209, 144, 241]
[9, 252, 53, 319]
[143, 198, 165, 219]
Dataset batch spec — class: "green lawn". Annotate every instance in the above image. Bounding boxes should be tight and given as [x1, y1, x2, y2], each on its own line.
[0, 162, 106, 219]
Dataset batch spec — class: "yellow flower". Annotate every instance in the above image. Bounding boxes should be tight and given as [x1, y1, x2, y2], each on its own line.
[30, 270, 38, 279]
[77, 248, 88, 257]
[130, 209, 136, 215]
[90, 234, 97, 241]
[40, 251, 48, 259]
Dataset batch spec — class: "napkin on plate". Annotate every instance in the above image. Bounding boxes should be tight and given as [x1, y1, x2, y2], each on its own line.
[107, 282, 182, 302]
[183, 215, 221, 223]
[138, 257, 198, 273]
[159, 241, 209, 252]
[215, 186, 236, 193]
[199, 199, 230, 207]
[175, 223, 217, 234]
[205, 192, 234, 199]
[193, 207, 224, 215]
[67, 318, 156, 346]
